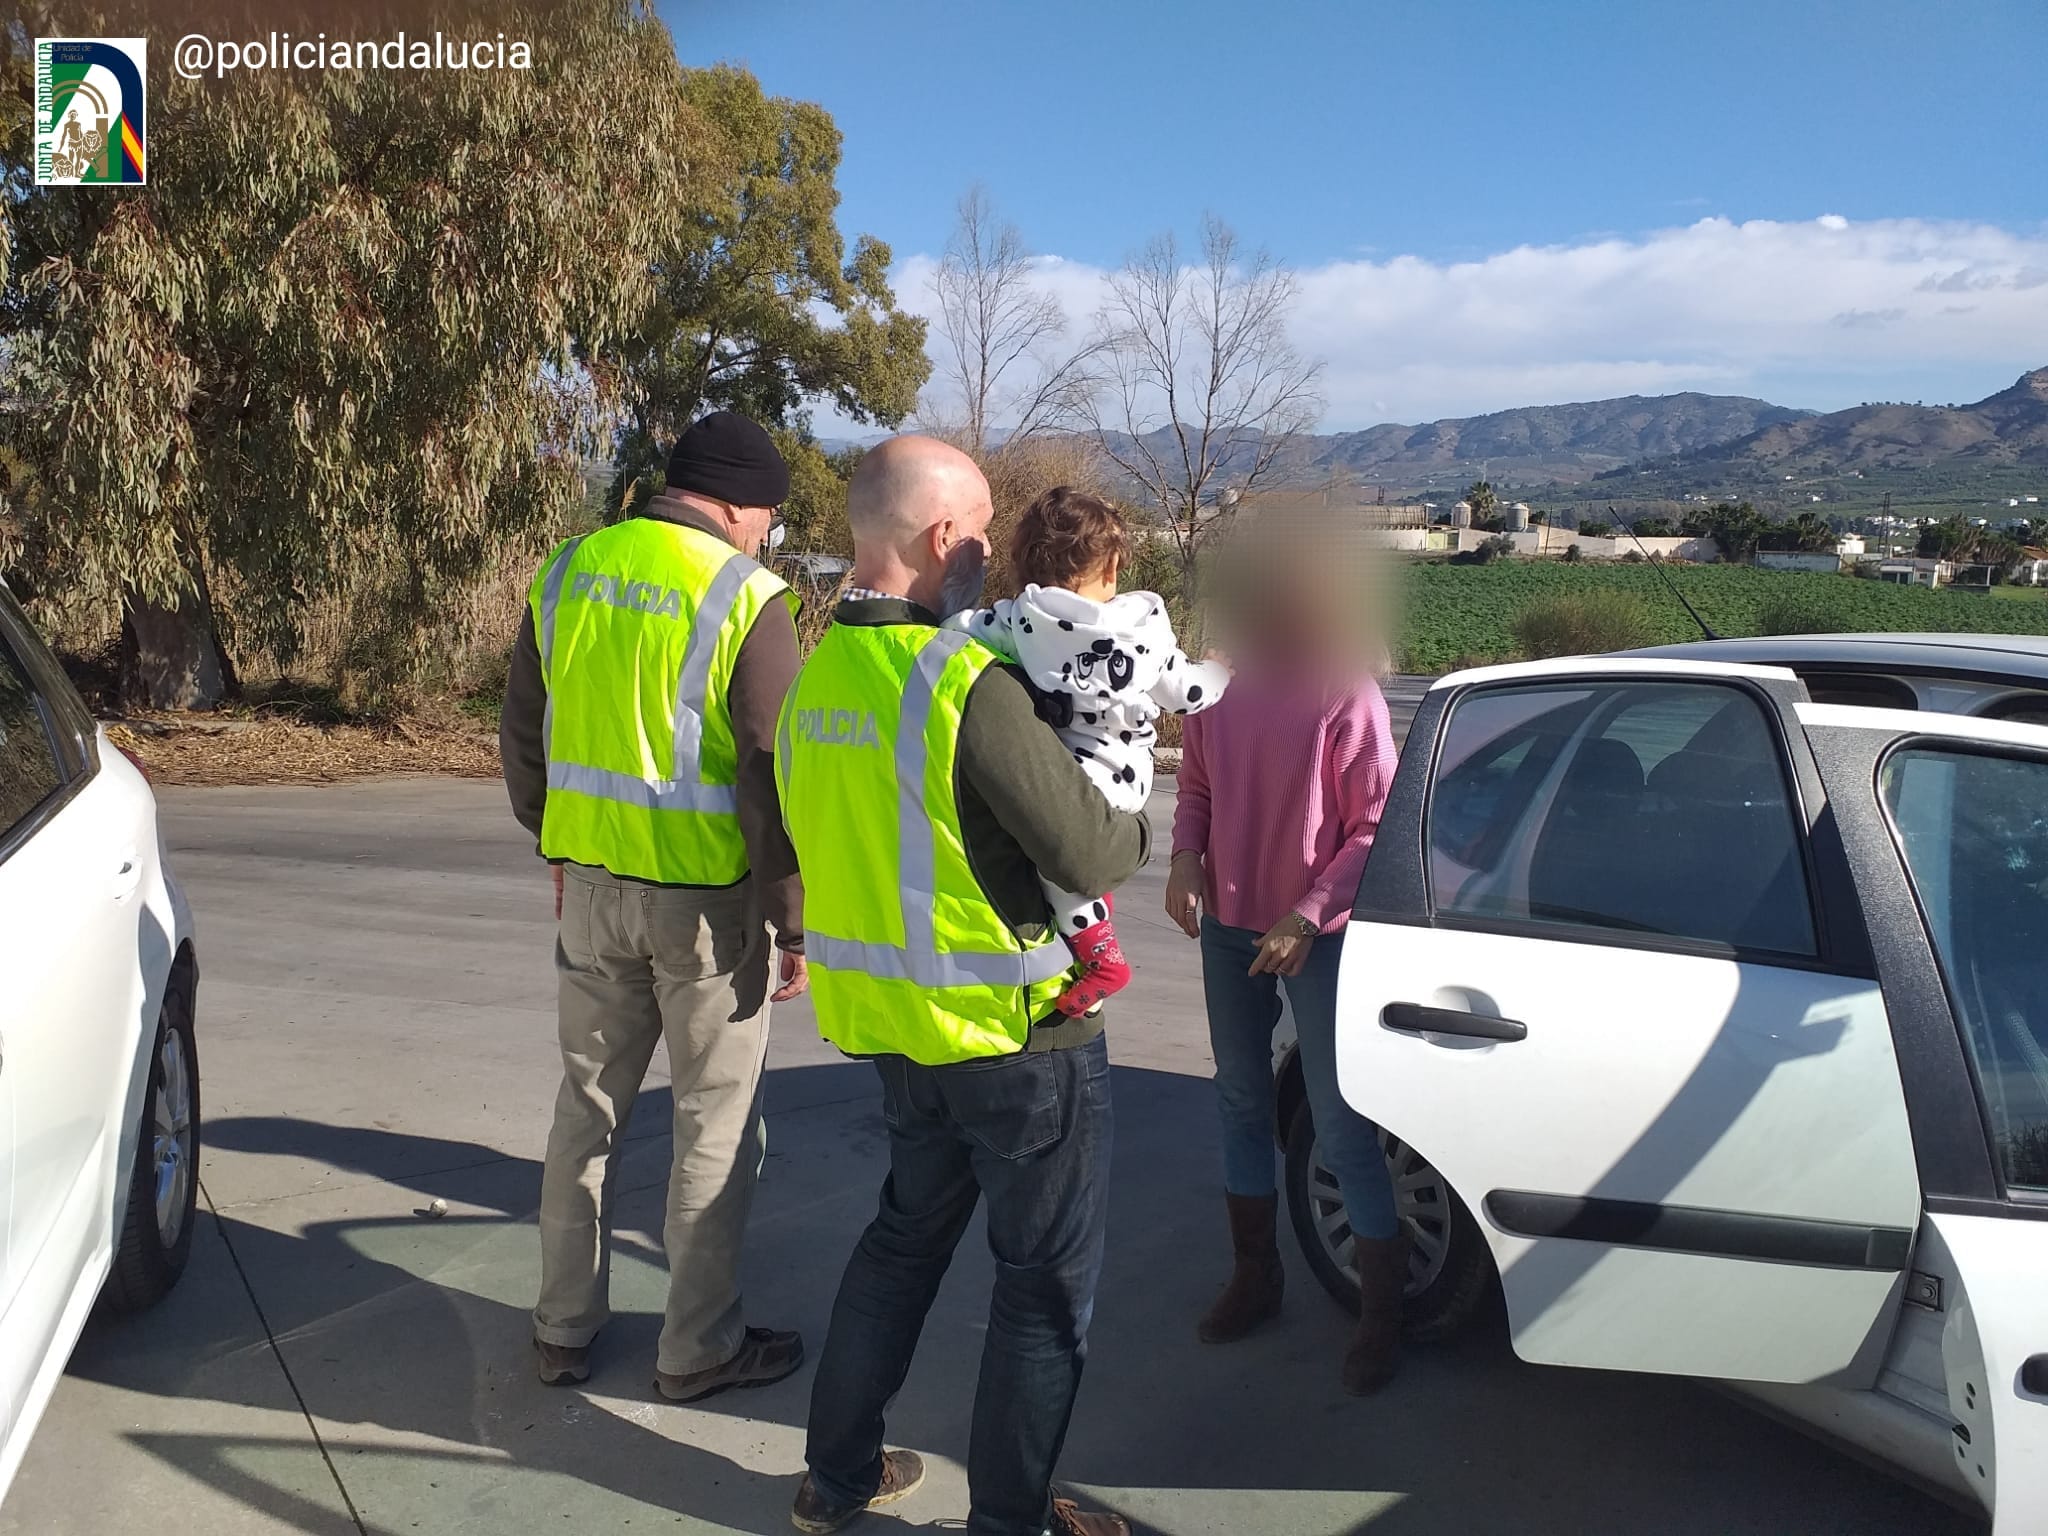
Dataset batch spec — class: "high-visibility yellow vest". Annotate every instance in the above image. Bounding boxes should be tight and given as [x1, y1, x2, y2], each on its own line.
[776, 621, 1076, 1064]
[529, 517, 794, 885]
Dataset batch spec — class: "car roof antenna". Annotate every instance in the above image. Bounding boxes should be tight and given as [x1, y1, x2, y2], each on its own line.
[1617, 506, 1720, 640]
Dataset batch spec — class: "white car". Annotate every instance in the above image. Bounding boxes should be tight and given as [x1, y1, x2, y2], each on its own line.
[0, 583, 200, 1503]
[1273, 636, 2048, 1529]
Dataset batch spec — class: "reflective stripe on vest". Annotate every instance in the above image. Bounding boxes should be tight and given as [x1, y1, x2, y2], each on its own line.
[781, 629, 1073, 991]
[537, 535, 756, 814]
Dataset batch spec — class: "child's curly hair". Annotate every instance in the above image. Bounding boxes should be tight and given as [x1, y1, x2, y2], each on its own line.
[1009, 486, 1131, 591]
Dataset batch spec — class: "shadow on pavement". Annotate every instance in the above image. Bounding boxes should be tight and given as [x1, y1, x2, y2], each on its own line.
[58, 1059, 1980, 1536]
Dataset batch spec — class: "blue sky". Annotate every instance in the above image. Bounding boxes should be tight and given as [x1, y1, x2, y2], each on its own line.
[664, 0, 2048, 429]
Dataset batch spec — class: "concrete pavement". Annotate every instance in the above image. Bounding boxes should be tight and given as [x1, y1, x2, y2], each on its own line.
[3, 773, 1980, 1535]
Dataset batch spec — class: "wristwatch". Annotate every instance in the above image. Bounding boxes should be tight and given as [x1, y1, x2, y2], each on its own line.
[1285, 912, 1318, 939]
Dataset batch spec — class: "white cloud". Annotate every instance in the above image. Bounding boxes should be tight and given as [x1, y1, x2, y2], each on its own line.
[1292, 216, 2048, 423]
[826, 216, 2048, 436]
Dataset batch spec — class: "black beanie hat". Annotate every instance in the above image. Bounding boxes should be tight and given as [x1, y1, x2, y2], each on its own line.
[664, 411, 791, 507]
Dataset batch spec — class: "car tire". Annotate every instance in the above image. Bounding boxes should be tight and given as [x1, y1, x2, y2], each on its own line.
[1282, 1102, 1494, 1343]
[105, 979, 200, 1312]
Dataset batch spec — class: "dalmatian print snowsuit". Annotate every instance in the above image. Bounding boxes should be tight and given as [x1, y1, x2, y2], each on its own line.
[945, 583, 1228, 931]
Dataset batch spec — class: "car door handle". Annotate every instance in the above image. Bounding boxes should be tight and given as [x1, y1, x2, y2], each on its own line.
[2023, 1355, 2048, 1397]
[1381, 1002, 1527, 1042]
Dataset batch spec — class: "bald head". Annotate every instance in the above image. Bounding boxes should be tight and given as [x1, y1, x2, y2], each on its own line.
[847, 436, 989, 546]
[845, 435, 994, 612]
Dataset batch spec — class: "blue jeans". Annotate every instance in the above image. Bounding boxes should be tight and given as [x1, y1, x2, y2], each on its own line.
[1200, 917, 1399, 1242]
[805, 1034, 1112, 1536]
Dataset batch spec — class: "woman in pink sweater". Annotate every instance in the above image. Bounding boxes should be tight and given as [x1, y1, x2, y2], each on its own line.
[1164, 531, 1404, 1396]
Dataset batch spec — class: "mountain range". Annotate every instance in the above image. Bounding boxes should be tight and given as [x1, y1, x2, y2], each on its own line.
[1634, 367, 2048, 479]
[822, 367, 2048, 505]
[1210, 391, 1816, 488]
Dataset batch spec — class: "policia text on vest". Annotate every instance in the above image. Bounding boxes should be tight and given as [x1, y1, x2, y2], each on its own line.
[781, 620, 1118, 1067]
[564, 568, 693, 620]
[531, 519, 796, 887]
[790, 707, 883, 749]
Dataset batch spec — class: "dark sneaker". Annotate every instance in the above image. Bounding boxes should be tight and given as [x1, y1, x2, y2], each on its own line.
[1049, 1495, 1131, 1535]
[655, 1326, 804, 1403]
[790, 1450, 926, 1534]
[534, 1337, 591, 1386]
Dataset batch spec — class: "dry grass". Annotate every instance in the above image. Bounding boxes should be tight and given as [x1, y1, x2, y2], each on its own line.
[979, 435, 1121, 603]
[42, 523, 561, 720]
[226, 541, 543, 713]
[106, 704, 501, 787]
[50, 527, 561, 786]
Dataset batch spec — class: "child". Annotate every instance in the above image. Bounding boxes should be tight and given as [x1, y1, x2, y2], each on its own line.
[947, 486, 1228, 1016]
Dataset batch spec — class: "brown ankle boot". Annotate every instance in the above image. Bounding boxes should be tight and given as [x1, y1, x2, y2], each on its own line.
[1342, 1229, 1410, 1395]
[1197, 1192, 1285, 1343]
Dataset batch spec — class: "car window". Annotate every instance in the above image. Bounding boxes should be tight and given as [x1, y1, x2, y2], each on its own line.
[1797, 671, 1918, 712]
[0, 640, 67, 844]
[1429, 681, 1817, 956]
[1428, 689, 1589, 869]
[1983, 693, 2048, 729]
[1882, 746, 2048, 1195]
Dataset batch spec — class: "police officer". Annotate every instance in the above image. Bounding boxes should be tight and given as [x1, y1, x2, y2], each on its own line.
[779, 437, 1149, 1536]
[500, 411, 807, 1402]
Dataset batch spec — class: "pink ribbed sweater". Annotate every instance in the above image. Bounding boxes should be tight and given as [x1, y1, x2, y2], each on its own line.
[1170, 670, 1398, 934]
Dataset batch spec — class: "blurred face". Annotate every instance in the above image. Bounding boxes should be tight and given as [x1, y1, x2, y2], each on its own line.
[1224, 528, 1369, 672]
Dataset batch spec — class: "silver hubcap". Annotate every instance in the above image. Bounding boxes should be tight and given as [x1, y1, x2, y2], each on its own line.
[153, 1028, 194, 1249]
[1306, 1128, 1450, 1298]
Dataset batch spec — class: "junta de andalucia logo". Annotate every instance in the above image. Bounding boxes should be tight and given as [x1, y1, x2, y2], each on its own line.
[35, 38, 147, 185]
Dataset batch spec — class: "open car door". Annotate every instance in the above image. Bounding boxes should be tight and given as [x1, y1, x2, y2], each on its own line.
[1335, 658, 1924, 1386]
[1802, 703, 2048, 1532]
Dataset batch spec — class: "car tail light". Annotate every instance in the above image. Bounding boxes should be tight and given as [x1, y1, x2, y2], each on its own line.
[115, 742, 152, 784]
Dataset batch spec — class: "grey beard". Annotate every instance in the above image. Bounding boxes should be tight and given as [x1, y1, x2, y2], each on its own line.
[939, 563, 987, 616]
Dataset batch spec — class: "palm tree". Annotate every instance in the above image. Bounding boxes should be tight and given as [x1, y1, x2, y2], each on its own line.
[1787, 512, 1835, 552]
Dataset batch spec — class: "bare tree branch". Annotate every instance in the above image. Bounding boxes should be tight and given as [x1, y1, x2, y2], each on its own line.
[1085, 215, 1324, 576]
[926, 186, 1099, 451]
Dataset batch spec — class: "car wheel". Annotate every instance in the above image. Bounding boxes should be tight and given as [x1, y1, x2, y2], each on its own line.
[105, 979, 200, 1312]
[1282, 1102, 1494, 1343]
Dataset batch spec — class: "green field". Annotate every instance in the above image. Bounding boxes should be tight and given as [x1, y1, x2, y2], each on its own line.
[1397, 561, 2048, 674]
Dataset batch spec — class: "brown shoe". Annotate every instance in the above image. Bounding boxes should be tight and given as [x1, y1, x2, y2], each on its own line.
[656, 1326, 804, 1403]
[790, 1450, 926, 1533]
[533, 1337, 591, 1386]
[1342, 1229, 1411, 1396]
[1196, 1192, 1285, 1344]
[1050, 1494, 1131, 1535]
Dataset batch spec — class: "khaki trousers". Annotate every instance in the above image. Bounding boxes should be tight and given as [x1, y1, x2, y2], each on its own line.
[533, 862, 771, 1375]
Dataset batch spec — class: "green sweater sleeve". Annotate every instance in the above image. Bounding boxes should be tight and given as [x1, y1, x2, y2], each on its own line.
[955, 664, 1151, 908]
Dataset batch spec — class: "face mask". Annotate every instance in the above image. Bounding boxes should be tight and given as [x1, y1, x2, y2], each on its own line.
[938, 539, 988, 615]
[766, 522, 787, 554]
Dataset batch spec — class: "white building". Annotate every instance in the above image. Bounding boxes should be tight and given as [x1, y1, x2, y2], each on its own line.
[1878, 557, 1952, 588]
[1758, 551, 1848, 575]
[1454, 528, 1715, 562]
